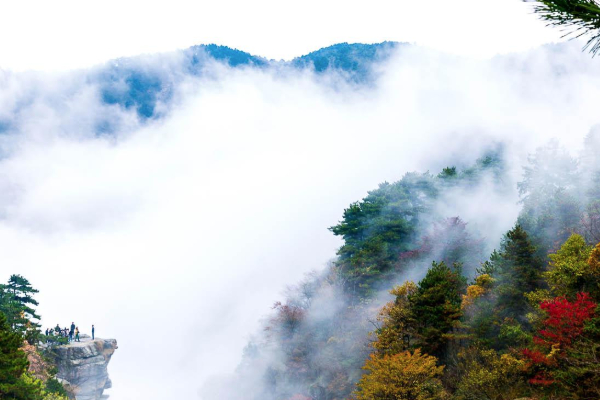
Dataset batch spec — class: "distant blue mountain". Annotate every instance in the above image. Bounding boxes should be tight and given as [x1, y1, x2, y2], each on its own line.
[291, 42, 402, 80]
[189, 44, 268, 69]
[0, 41, 400, 136]
[97, 64, 165, 120]
[91, 42, 402, 124]
[92, 44, 270, 124]
[0, 43, 406, 135]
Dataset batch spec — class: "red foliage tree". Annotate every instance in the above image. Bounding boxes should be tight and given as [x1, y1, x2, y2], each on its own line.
[536, 292, 596, 348]
[523, 292, 597, 386]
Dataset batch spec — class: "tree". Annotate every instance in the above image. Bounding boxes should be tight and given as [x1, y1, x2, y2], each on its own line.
[522, 292, 600, 398]
[454, 347, 526, 400]
[545, 234, 599, 297]
[0, 312, 42, 399]
[492, 225, 545, 323]
[461, 274, 494, 311]
[409, 261, 466, 358]
[372, 281, 417, 355]
[44, 378, 68, 398]
[353, 349, 446, 400]
[0, 275, 41, 341]
[464, 226, 546, 349]
[529, 0, 600, 56]
[586, 242, 600, 299]
[329, 174, 437, 296]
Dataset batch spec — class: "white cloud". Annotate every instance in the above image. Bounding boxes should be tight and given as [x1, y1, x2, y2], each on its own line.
[0, 43, 598, 398]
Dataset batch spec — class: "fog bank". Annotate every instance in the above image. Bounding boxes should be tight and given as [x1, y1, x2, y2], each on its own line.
[0, 42, 598, 398]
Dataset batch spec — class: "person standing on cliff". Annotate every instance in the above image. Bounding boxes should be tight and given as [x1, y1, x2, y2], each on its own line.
[92, 325, 95, 340]
[69, 322, 75, 342]
[75, 327, 80, 342]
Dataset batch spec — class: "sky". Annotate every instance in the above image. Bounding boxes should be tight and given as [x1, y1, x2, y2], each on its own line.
[0, 43, 598, 399]
[1, 1, 599, 400]
[0, 0, 559, 71]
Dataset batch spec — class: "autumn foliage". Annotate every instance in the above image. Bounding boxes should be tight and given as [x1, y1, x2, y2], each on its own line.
[523, 292, 597, 387]
[354, 349, 445, 400]
[536, 292, 596, 348]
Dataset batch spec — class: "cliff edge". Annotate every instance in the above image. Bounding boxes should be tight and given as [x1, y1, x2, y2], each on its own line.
[51, 337, 118, 400]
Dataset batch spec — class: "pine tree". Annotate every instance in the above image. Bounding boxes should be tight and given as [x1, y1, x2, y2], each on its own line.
[493, 225, 545, 323]
[468, 226, 546, 348]
[0, 275, 41, 342]
[329, 175, 437, 295]
[409, 261, 466, 358]
[530, 0, 600, 55]
[0, 311, 37, 399]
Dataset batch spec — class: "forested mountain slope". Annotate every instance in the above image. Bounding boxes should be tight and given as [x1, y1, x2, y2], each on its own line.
[204, 132, 600, 400]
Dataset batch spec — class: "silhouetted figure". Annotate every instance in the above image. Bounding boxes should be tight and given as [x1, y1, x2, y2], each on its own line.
[92, 325, 95, 340]
[55, 324, 60, 335]
[69, 322, 75, 342]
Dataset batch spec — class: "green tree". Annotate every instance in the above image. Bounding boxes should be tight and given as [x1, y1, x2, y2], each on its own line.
[0, 275, 41, 341]
[492, 225, 545, 323]
[545, 233, 599, 297]
[0, 312, 42, 399]
[409, 261, 466, 359]
[530, 0, 600, 55]
[44, 378, 68, 398]
[329, 174, 437, 296]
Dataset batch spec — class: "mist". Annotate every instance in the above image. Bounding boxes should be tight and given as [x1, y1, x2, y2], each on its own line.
[0, 41, 599, 399]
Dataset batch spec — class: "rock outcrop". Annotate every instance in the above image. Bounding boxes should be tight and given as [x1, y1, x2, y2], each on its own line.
[52, 337, 118, 400]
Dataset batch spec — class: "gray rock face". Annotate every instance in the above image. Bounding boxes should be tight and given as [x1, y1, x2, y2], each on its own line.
[53, 338, 118, 400]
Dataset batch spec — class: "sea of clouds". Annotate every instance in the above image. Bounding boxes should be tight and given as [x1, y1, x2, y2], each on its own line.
[0, 41, 599, 399]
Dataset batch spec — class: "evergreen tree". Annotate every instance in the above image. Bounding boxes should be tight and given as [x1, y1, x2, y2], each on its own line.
[0, 275, 41, 341]
[409, 261, 466, 358]
[329, 174, 437, 295]
[530, 0, 600, 56]
[493, 226, 545, 322]
[0, 312, 39, 399]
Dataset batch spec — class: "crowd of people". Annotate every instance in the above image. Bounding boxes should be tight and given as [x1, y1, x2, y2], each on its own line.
[44, 322, 95, 345]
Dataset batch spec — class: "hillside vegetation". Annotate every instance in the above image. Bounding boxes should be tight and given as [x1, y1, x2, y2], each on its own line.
[207, 132, 600, 400]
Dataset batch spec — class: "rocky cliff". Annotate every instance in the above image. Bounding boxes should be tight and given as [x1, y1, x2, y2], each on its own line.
[51, 337, 118, 400]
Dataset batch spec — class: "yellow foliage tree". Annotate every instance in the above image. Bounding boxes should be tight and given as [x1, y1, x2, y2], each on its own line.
[461, 274, 493, 311]
[588, 242, 600, 275]
[353, 349, 446, 400]
[454, 348, 526, 400]
[372, 281, 417, 355]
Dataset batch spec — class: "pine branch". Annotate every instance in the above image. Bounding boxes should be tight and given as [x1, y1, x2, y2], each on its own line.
[529, 0, 600, 55]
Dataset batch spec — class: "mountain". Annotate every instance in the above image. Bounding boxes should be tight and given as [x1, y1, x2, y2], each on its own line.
[92, 42, 402, 123]
[291, 41, 402, 78]
[203, 133, 600, 400]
